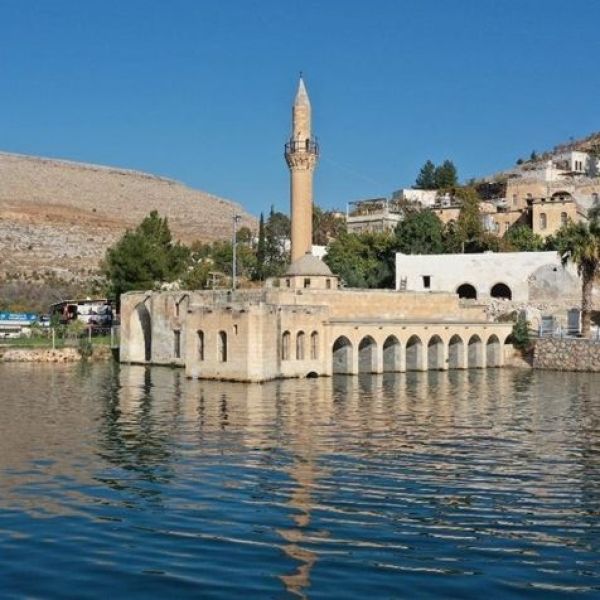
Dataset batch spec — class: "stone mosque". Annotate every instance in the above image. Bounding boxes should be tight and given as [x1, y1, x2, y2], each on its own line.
[119, 78, 513, 381]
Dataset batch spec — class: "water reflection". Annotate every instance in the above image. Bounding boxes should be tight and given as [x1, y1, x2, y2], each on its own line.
[0, 363, 599, 598]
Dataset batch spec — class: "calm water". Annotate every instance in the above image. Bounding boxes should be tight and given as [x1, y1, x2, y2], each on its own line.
[1, 363, 599, 599]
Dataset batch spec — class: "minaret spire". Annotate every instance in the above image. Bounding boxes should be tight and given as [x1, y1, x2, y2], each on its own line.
[285, 75, 319, 263]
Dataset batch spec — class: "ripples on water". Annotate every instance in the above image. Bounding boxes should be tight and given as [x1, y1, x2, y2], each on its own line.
[0, 363, 599, 599]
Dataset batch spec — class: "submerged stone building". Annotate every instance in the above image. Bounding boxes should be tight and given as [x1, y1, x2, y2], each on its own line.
[120, 78, 513, 381]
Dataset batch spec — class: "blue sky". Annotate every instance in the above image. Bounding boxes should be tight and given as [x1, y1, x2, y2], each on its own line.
[1, 1, 599, 216]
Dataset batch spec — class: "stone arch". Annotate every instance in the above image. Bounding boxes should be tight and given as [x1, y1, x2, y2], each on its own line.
[490, 282, 512, 300]
[296, 331, 306, 360]
[405, 335, 424, 371]
[486, 335, 502, 367]
[456, 283, 477, 300]
[332, 336, 353, 374]
[551, 190, 572, 201]
[129, 302, 152, 363]
[383, 335, 401, 372]
[427, 335, 445, 370]
[218, 331, 228, 363]
[448, 334, 465, 369]
[468, 334, 484, 368]
[281, 331, 291, 360]
[310, 331, 319, 360]
[358, 335, 377, 373]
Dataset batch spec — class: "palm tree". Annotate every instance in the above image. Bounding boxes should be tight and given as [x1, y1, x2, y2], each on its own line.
[555, 214, 600, 338]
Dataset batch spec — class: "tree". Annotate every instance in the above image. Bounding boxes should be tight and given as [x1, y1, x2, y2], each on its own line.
[393, 210, 446, 255]
[264, 206, 290, 276]
[414, 160, 437, 190]
[313, 206, 346, 245]
[253, 212, 267, 281]
[434, 160, 458, 189]
[504, 225, 545, 251]
[324, 232, 394, 288]
[554, 218, 600, 337]
[455, 187, 483, 252]
[103, 211, 189, 302]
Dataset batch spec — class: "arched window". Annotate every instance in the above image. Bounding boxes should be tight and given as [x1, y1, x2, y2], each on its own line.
[540, 212, 547, 230]
[490, 283, 512, 300]
[310, 331, 319, 359]
[218, 331, 227, 362]
[282, 331, 290, 360]
[296, 331, 305, 360]
[560, 212, 568, 226]
[197, 330, 204, 361]
[456, 283, 477, 299]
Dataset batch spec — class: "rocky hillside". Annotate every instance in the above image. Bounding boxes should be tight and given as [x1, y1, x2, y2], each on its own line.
[0, 152, 255, 280]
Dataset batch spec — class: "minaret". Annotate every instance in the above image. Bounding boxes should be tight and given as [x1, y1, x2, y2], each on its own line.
[285, 76, 319, 263]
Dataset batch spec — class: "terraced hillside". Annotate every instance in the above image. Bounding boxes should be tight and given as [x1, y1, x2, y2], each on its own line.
[0, 152, 255, 280]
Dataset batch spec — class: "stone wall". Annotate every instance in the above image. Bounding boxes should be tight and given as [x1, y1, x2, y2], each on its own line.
[534, 338, 600, 371]
[0, 346, 112, 363]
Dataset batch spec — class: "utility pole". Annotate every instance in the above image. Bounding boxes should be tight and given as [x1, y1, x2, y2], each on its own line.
[232, 214, 241, 291]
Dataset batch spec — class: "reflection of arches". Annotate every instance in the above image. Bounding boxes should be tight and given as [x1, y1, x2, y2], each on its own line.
[490, 282, 512, 300]
[332, 336, 353, 374]
[310, 331, 319, 360]
[406, 335, 424, 371]
[296, 331, 305, 360]
[468, 335, 484, 368]
[486, 335, 501, 367]
[457, 283, 477, 299]
[358, 336, 377, 373]
[282, 331, 291, 360]
[427, 335, 444, 370]
[448, 334, 465, 369]
[383, 335, 401, 372]
[130, 302, 152, 362]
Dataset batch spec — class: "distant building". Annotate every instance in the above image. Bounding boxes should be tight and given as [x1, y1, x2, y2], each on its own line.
[50, 299, 114, 328]
[0, 312, 38, 339]
[346, 197, 403, 234]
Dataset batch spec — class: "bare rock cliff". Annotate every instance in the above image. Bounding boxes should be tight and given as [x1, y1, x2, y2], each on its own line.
[0, 152, 255, 279]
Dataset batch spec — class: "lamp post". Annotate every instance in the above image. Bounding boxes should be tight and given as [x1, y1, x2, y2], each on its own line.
[232, 214, 241, 291]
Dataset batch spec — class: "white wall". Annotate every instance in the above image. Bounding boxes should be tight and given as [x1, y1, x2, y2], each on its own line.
[395, 251, 566, 302]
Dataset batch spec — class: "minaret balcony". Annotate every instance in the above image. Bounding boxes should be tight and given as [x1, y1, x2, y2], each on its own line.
[284, 137, 319, 157]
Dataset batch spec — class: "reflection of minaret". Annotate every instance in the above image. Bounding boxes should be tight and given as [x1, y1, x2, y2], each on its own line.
[285, 75, 319, 263]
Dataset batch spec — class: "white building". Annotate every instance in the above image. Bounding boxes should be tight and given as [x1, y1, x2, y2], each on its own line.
[395, 251, 579, 303]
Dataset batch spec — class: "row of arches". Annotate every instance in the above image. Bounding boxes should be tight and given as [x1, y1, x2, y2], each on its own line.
[282, 330, 319, 361]
[332, 333, 503, 374]
[457, 282, 512, 301]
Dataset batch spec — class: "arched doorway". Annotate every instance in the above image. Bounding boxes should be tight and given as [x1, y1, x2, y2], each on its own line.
[456, 283, 477, 300]
[405, 335, 424, 371]
[383, 335, 401, 372]
[468, 335, 484, 368]
[486, 335, 501, 367]
[358, 336, 377, 373]
[332, 336, 353, 374]
[130, 302, 152, 363]
[490, 283, 512, 300]
[427, 335, 445, 370]
[448, 334, 465, 369]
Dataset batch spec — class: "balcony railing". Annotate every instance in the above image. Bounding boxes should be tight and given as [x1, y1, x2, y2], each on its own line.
[285, 137, 319, 156]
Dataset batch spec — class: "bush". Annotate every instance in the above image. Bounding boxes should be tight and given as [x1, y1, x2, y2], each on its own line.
[511, 315, 531, 352]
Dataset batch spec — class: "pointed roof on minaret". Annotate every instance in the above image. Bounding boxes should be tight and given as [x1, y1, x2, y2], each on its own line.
[294, 74, 310, 107]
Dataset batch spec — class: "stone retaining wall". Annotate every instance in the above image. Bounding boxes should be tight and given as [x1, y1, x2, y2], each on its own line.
[0, 345, 112, 363]
[534, 338, 600, 371]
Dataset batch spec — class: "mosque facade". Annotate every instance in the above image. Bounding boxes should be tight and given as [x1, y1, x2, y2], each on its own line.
[119, 78, 513, 381]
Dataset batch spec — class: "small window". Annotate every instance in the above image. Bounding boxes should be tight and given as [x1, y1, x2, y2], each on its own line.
[282, 331, 290, 360]
[540, 213, 547, 230]
[174, 330, 181, 359]
[326, 278, 331, 289]
[304, 278, 311, 288]
[560, 212, 568, 226]
[218, 331, 227, 362]
[197, 330, 204, 361]
[175, 301, 180, 318]
[285, 278, 291, 288]
[422, 275, 431, 289]
[233, 324, 238, 335]
[296, 331, 305, 360]
[310, 331, 319, 359]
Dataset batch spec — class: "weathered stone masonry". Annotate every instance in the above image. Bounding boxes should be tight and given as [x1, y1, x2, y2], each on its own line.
[534, 338, 600, 372]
